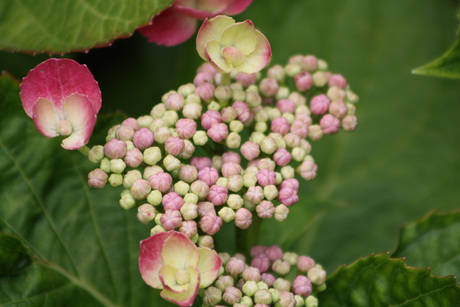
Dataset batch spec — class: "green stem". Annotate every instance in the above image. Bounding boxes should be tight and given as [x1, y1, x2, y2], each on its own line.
[220, 73, 231, 86]
[235, 215, 263, 259]
[78, 146, 90, 156]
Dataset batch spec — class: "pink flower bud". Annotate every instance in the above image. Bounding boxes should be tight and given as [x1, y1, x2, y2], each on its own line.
[88, 168, 108, 188]
[201, 110, 222, 130]
[148, 172, 172, 193]
[175, 118, 197, 139]
[198, 167, 219, 186]
[301, 55, 318, 71]
[191, 156, 212, 171]
[179, 220, 198, 238]
[194, 71, 214, 86]
[198, 201, 216, 217]
[221, 107, 237, 123]
[280, 178, 299, 191]
[241, 141, 260, 161]
[124, 148, 143, 168]
[270, 117, 290, 135]
[162, 191, 184, 210]
[290, 120, 308, 138]
[223, 286, 242, 305]
[310, 94, 330, 115]
[196, 82, 215, 101]
[272, 259, 291, 275]
[165, 92, 184, 111]
[320, 114, 340, 135]
[257, 169, 276, 187]
[251, 254, 270, 273]
[284, 133, 301, 148]
[160, 209, 182, 230]
[297, 255, 316, 273]
[295, 71, 314, 91]
[276, 99, 296, 114]
[329, 100, 348, 118]
[132, 127, 154, 150]
[226, 257, 246, 276]
[265, 245, 283, 261]
[121, 118, 140, 131]
[115, 125, 134, 141]
[235, 208, 252, 229]
[207, 185, 229, 206]
[278, 188, 299, 207]
[292, 275, 312, 296]
[242, 267, 261, 282]
[236, 72, 257, 87]
[200, 212, 223, 235]
[165, 136, 185, 156]
[222, 151, 241, 165]
[182, 102, 202, 120]
[178, 165, 198, 183]
[198, 63, 217, 75]
[227, 175, 243, 192]
[274, 204, 289, 222]
[261, 273, 276, 287]
[137, 203, 156, 224]
[328, 74, 347, 89]
[272, 148, 291, 166]
[207, 123, 229, 142]
[246, 186, 264, 204]
[278, 291, 296, 307]
[256, 200, 275, 218]
[342, 115, 358, 131]
[232, 101, 251, 123]
[130, 179, 151, 199]
[260, 78, 279, 97]
[191, 180, 210, 199]
[298, 161, 318, 181]
[251, 246, 267, 257]
[104, 138, 127, 159]
[221, 162, 243, 177]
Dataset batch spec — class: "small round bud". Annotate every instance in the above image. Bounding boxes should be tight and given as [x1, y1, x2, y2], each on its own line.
[88, 168, 108, 188]
[256, 200, 275, 218]
[132, 128, 154, 150]
[182, 102, 202, 120]
[203, 286, 222, 306]
[260, 78, 279, 97]
[307, 267, 326, 285]
[165, 136, 185, 156]
[160, 210, 182, 230]
[342, 115, 358, 131]
[88, 145, 105, 163]
[305, 295, 318, 307]
[297, 256, 316, 273]
[164, 92, 184, 111]
[122, 170, 142, 189]
[223, 286, 242, 305]
[235, 208, 252, 229]
[207, 185, 229, 206]
[273, 279, 291, 292]
[175, 118, 197, 140]
[180, 202, 198, 220]
[227, 175, 244, 192]
[216, 275, 234, 291]
[147, 190, 162, 206]
[190, 156, 212, 171]
[119, 189, 136, 209]
[293, 275, 312, 296]
[207, 123, 229, 143]
[109, 158, 126, 174]
[246, 186, 264, 204]
[163, 154, 181, 171]
[196, 82, 215, 101]
[226, 132, 241, 148]
[179, 220, 198, 238]
[227, 194, 243, 210]
[150, 225, 166, 236]
[298, 161, 318, 181]
[221, 162, 243, 177]
[190, 180, 210, 199]
[272, 259, 291, 275]
[242, 280, 259, 296]
[274, 204, 289, 222]
[226, 257, 246, 277]
[143, 147, 162, 165]
[310, 94, 330, 115]
[104, 138, 127, 159]
[109, 173, 123, 187]
[200, 213, 222, 235]
[320, 114, 340, 135]
[263, 185, 278, 201]
[162, 191, 184, 210]
[261, 273, 276, 287]
[198, 167, 219, 186]
[241, 141, 260, 161]
[295, 71, 314, 92]
[271, 117, 290, 136]
[308, 125, 323, 141]
[251, 254, 270, 273]
[218, 207, 235, 222]
[254, 289, 273, 305]
[193, 130, 208, 146]
[149, 172, 172, 193]
[268, 64, 285, 81]
[130, 179, 151, 200]
[312, 71, 329, 87]
[260, 136, 277, 154]
[137, 204, 156, 224]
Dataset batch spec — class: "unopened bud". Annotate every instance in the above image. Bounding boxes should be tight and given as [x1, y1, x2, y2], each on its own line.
[88, 145, 105, 163]
[137, 204, 156, 224]
[88, 168, 108, 188]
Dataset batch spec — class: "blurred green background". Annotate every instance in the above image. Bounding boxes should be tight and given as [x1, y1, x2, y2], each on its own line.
[1, 0, 459, 305]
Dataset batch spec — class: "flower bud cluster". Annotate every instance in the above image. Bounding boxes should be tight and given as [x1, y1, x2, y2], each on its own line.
[202, 246, 326, 306]
[86, 55, 359, 241]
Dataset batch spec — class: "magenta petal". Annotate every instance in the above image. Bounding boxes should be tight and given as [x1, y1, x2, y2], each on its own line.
[223, 0, 253, 15]
[138, 7, 197, 46]
[139, 232, 175, 289]
[20, 58, 101, 118]
[175, 0, 231, 19]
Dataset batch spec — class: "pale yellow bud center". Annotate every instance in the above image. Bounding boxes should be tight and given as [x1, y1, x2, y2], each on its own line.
[174, 268, 191, 285]
[222, 46, 246, 67]
[57, 120, 72, 136]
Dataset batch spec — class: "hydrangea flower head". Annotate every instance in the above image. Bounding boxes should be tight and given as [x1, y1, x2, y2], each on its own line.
[139, 231, 222, 306]
[196, 15, 271, 74]
[20, 58, 101, 150]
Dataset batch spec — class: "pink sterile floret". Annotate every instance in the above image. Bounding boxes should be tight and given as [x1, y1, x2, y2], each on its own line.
[272, 148, 291, 166]
[133, 127, 154, 150]
[20, 58, 101, 150]
[256, 169, 276, 187]
[207, 123, 228, 142]
[276, 99, 296, 114]
[207, 185, 229, 206]
[310, 94, 330, 115]
[175, 118, 197, 139]
[149, 172, 173, 193]
[201, 110, 222, 130]
[270, 117, 290, 135]
[320, 114, 340, 135]
[162, 191, 185, 211]
[198, 167, 219, 186]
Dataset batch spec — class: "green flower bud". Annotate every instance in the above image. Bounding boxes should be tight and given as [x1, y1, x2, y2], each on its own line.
[283, 113, 295, 125]
[226, 132, 241, 149]
[276, 86, 290, 100]
[255, 108, 269, 122]
[203, 286, 222, 306]
[215, 177, 228, 187]
[255, 289, 273, 305]
[296, 105, 310, 115]
[183, 193, 199, 204]
[318, 59, 328, 70]
[246, 91, 262, 108]
[346, 90, 359, 104]
[295, 295, 305, 306]
[307, 267, 326, 285]
[257, 281, 269, 290]
[150, 103, 166, 119]
[109, 173, 123, 187]
[292, 147, 306, 162]
[243, 173, 257, 188]
[193, 130, 208, 146]
[88, 145, 104, 163]
[218, 207, 235, 223]
[347, 102, 356, 115]
[305, 296, 318, 307]
[180, 202, 198, 220]
[149, 118, 168, 132]
[227, 194, 243, 210]
[273, 278, 291, 292]
[119, 189, 136, 210]
[147, 190, 162, 206]
[239, 296, 254, 306]
[312, 71, 328, 87]
[258, 158, 276, 171]
[143, 165, 163, 180]
[174, 181, 190, 197]
[275, 172, 283, 185]
[283, 252, 299, 265]
[242, 280, 258, 296]
[163, 110, 179, 126]
[110, 158, 126, 174]
[123, 170, 142, 188]
[186, 93, 201, 104]
[243, 195, 257, 211]
[268, 132, 286, 149]
[208, 100, 221, 111]
[268, 108, 282, 121]
[274, 204, 289, 222]
[255, 122, 268, 133]
[216, 275, 234, 291]
[163, 154, 181, 172]
[308, 124, 323, 141]
[245, 166, 259, 175]
[269, 288, 280, 303]
[212, 155, 222, 170]
[143, 147, 162, 165]
[137, 115, 153, 127]
[285, 63, 301, 77]
[229, 120, 244, 133]
[100, 157, 111, 173]
[178, 83, 196, 97]
[198, 235, 214, 248]
[250, 131, 265, 144]
[150, 225, 166, 236]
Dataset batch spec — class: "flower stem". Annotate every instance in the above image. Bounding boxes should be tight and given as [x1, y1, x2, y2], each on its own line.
[235, 215, 263, 259]
[78, 146, 90, 156]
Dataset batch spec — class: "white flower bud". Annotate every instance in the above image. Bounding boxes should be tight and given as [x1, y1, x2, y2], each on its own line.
[227, 194, 243, 210]
[250, 131, 265, 144]
[88, 145, 104, 163]
[147, 190, 162, 206]
[291, 147, 306, 162]
[137, 204, 156, 224]
[163, 110, 179, 126]
[264, 185, 278, 200]
[255, 121, 268, 133]
[218, 207, 236, 223]
[174, 181, 190, 196]
[163, 154, 181, 171]
[229, 120, 244, 133]
[109, 173, 123, 187]
[226, 132, 241, 149]
[183, 193, 198, 204]
[119, 189, 136, 210]
[281, 166, 295, 179]
[143, 147, 162, 165]
[110, 158, 126, 174]
[207, 100, 221, 111]
[150, 225, 166, 236]
[137, 115, 153, 127]
[193, 130, 208, 146]
[123, 170, 142, 188]
[100, 158, 111, 173]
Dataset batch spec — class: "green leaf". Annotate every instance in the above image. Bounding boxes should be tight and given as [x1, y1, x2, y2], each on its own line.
[0, 74, 174, 305]
[318, 253, 460, 306]
[412, 9, 460, 78]
[392, 210, 460, 279]
[0, 233, 31, 275]
[0, 0, 173, 54]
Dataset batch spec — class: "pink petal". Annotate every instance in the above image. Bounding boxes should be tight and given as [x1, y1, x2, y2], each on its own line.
[139, 232, 175, 289]
[60, 94, 98, 150]
[235, 29, 272, 74]
[196, 15, 235, 60]
[162, 231, 200, 269]
[197, 247, 222, 288]
[160, 266, 200, 306]
[32, 98, 59, 138]
[223, 0, 253, 15]
[138, 6, 197, 46]
[20, 58, 101, 118]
